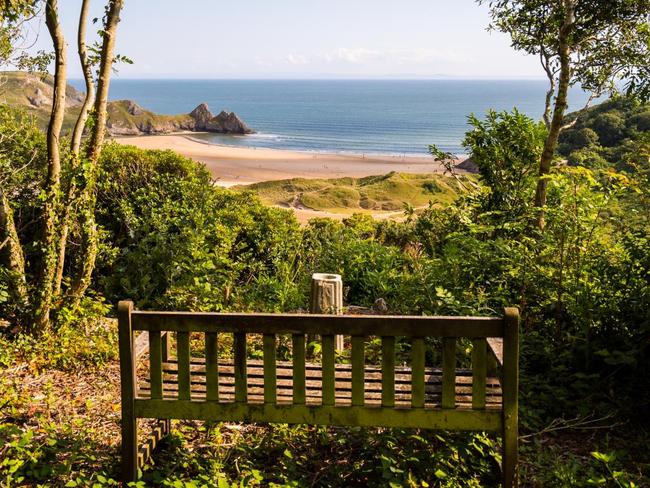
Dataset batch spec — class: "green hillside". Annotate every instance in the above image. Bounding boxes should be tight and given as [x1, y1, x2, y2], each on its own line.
[558, 96, 649, 170]
[237, 172, 474, 212]
[0, 71, 83, 129]
[0, 71, 197, 135]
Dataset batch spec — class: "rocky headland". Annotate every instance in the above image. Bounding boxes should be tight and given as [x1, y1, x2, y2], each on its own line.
[0, 71, 254, 136]
[106, 100, 254, 136]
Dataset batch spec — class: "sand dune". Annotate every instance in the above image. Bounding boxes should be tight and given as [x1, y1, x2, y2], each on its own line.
[113, 134, 449, 187]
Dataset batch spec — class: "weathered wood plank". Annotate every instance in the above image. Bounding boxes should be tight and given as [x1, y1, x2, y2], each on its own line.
[148, 331, 163, 400]
[176, 331, 191, 401]
[161, 331, 171, 362]
[381, 336, 395, 408]
[487, 337, 504, 366]
[131, 312, 504, 338]
[234, 332, 247, 403]
[502, 308, 519, 487]
[472, 338, 487, 410]
[411, 338, 425, 408]
[136, 419, 170, 469]
[140, 386, 502, 404]
[134, 400, 503, 431]
[118, 301, 138, 482]
[351, 336, 365, 406]
[321, 335, 335, 406]
[442, 337, 456, 409]
[205, 332, 218, 402]
[292, 334, 306, 405]
[263, 334, 277, 404]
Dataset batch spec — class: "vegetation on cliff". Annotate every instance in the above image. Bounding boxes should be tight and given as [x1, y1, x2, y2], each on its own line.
[558, 96, 650, 170]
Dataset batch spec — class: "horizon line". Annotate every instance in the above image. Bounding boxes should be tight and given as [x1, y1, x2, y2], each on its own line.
[69, 75, 550, 82]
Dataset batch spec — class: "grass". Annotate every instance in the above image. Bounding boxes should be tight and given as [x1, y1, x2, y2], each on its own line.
[236, 172, 474, 213]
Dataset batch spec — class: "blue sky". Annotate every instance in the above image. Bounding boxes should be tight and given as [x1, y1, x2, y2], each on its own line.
[30, 0, 543, 79]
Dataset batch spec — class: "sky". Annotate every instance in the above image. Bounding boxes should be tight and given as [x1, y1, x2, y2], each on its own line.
[25, 0, 544, 80]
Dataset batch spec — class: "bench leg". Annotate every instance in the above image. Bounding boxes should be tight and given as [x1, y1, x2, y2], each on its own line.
[121, 412, 138, 482]
[502, 417, 518, 487]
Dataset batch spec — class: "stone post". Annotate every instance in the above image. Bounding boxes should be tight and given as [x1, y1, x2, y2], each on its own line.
[310, 273, 344, 351]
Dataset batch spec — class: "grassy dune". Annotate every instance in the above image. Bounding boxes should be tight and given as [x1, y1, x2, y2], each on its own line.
[237, 172, 474, 212]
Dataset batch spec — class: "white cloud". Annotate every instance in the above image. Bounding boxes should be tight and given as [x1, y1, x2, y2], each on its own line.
[324, 48, 383, 63]
[285, 53, 309, 65]
[322, 47, 470, 66]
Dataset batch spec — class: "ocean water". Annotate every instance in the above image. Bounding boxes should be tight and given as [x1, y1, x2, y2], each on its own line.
[72, 79, 592, 155]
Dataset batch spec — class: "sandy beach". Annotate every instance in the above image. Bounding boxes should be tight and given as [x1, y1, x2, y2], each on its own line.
[113, 134, 449, 187]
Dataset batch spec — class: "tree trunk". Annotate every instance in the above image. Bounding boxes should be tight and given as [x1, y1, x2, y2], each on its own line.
[53, 0, 95, 297]
[533, 0, 575, 229]
[68, 0, 124, 306]
[0, 186, 29, 315]
[32, 0, 67, 333]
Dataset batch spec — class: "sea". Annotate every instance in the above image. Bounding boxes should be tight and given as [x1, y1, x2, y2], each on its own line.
[70, 79, 593, 156]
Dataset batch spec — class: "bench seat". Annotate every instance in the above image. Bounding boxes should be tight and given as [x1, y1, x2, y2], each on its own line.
[137, 358, 503, 409]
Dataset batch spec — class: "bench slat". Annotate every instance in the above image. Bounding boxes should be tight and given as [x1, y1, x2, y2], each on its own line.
[149, 331, 163, 400]
[205, 332, 218, 402]
[263, 334, 277, 404]
[411, 338, 425, 408]
[351, 336, 365, 407]
[442, 338, 456, 409]
[177, 332, 191, 401]
[322, 335, 335, 406]
[381, 336, 395, 408]
[234, 332, 247, 403]
[292, 334, 306, 405]
[472, 338, 487, 409]
[134, 400, 503, 431]
[131, 312, 504, 338]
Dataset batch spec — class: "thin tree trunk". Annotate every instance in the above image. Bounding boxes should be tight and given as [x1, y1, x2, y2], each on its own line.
[32, 0, 67, 333]
[533, 0, 575, 229]
[0, 186, 29, 315]
[53, 0, 95, 297]
[69, 0, 124, 306]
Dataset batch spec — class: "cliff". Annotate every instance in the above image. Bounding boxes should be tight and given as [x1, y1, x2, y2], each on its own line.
[0, 71, 254, 136]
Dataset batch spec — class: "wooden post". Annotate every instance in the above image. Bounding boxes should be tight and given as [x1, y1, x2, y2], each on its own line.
[310, 273, 344, 350]
[502, 308, 519, 488]
[118, 300, 138, 482]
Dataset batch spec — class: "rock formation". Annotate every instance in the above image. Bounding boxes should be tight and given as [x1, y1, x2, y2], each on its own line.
[104, 100, 254, 136]
[455, 157, 479, 173]
[190, 103, 254, 134]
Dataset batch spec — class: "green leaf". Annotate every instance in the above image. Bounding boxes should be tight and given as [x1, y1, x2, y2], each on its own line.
[591, 451, 612, 463]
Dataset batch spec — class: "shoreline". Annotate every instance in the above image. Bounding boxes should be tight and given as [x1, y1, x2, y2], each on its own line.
[183, 132, 455, 160]
[113, 133, 462, 187]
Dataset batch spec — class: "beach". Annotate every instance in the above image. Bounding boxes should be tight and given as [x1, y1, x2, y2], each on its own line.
[113, 134, 450, 187]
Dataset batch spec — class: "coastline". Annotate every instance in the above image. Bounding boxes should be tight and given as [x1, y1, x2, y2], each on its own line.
[112, 133, 460, 187]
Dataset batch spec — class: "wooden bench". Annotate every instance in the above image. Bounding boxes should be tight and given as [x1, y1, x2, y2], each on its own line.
[118, 301, 519, 486]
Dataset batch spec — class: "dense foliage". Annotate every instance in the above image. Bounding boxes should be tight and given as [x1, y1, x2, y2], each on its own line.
[559, 96, 650, 170]
[2, 98, 649, 485]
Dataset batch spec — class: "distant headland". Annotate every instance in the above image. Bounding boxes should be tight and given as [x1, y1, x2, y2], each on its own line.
[0, 71, 254, 136]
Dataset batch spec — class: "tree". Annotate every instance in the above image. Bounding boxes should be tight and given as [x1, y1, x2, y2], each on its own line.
[68, 0, 124, 306]
[480, 0, 650, 227]
[0, 0, 125, 333]
[462, 109, 547, 214]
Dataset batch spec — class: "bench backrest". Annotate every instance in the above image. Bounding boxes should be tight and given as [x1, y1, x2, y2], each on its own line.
[118, 302, 518, 431]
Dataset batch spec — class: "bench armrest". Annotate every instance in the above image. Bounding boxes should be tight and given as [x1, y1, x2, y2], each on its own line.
[486, 338, 503, 367]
